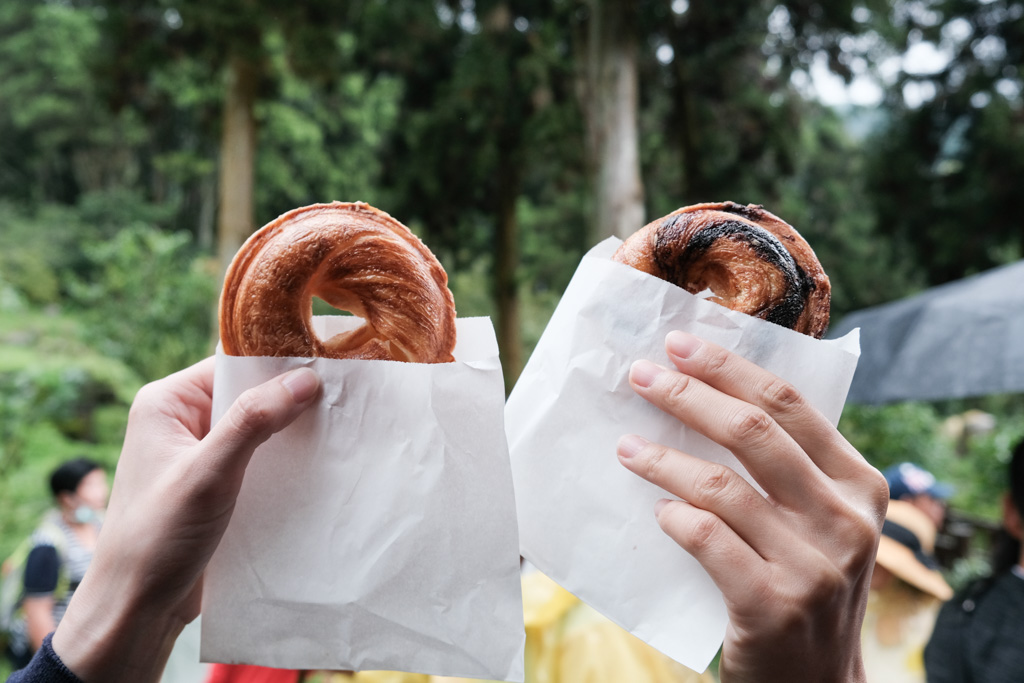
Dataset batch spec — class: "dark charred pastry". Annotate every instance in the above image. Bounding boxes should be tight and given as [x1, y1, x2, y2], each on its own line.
[716, 201, 767, 222]
[612, 202, 831, 338]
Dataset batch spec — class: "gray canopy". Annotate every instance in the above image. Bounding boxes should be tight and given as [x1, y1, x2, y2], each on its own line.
[827, 260, 1024, 404]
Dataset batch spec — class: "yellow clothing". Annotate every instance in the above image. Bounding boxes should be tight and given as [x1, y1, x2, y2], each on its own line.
[860, 581, 942, 683]
[316, 572, 715, 683]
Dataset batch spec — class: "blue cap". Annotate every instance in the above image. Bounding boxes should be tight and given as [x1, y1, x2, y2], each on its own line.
[884, 462, 954, 501]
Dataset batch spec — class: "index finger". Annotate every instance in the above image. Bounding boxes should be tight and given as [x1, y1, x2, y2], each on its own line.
[167, 356, 217, 399]
[662, 331, 865, 480]
[135, 357, 217, 442]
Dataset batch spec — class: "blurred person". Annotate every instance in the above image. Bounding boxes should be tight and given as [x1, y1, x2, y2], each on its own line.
[2, 458, 108, 669]
[9, 332, 888, 682]
[884, 462, 954, 530]
[497, 568, 716, 683]
[924, 438, 1024, 682]
[861, 500, 952, 683]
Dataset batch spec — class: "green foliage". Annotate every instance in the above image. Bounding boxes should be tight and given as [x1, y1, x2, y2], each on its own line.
[0, 201, 92, 305]
[860, 0, 1024, 287]
[0, 306, 140, 462]
[840, 396, 1024, 522]
[0, 304, 136, 577]
[255, 30, 404, 219]
[67, 225, 216, 381]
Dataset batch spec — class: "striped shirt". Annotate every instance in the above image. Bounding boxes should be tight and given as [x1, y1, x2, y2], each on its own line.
[7, 512, 99, 661]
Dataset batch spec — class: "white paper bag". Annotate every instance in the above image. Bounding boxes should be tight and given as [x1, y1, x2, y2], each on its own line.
[504, 238, 860, 673]
[201, 316, 526, 682]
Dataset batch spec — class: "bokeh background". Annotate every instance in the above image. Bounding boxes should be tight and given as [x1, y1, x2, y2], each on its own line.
[1, 1, 1023, 676]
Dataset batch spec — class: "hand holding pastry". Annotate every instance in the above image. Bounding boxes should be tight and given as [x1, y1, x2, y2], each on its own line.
[617, 332, 887, 683]
[49, 358, 320, 682]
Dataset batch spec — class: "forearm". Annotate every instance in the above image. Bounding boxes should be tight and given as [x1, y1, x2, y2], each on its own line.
[24, 598, 56, 651]
[49, 557, 185, 683]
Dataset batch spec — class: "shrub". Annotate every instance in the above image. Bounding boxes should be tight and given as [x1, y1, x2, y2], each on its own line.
[68, 224, 216, 381]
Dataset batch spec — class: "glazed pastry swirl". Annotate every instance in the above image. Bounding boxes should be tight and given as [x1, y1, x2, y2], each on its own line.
[612, 202, 830, 338]
[219, 201, 457, 362]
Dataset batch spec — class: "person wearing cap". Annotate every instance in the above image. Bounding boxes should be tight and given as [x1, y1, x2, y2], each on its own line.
[884, 462, 954, 530]
[924, 438, 1024, 682]
[3, 457, 108, 668]
[861, 499, 952, 683]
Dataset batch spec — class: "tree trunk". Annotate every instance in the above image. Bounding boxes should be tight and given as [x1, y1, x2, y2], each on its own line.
[494, 145, 522, 391]
[483, 2, 525, 390]
[216, 55, 259, 280]
[578, 0, 645, 242]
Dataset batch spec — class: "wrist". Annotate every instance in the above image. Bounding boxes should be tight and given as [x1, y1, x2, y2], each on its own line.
[51, 556, 186, 683]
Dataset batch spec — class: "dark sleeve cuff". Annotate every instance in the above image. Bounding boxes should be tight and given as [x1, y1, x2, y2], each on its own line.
[7, 632, 85, 683]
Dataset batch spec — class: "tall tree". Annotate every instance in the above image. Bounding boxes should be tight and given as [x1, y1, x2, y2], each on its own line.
[864, 0, 1024, 285]
[100, 1, 356, 275]
[573, 0, 646, 241]
[356, 0, 575, 386]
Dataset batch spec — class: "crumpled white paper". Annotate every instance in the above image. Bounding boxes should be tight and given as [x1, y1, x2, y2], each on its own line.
[201, 316, 525, 682]
[504, 238, 860, 674]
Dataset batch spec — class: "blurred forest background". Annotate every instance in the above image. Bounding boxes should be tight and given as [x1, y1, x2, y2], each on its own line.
[1, 0, 1023, 649]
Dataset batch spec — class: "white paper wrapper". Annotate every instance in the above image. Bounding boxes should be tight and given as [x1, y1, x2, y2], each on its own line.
[201, 317, 526, 682]
[504, 238, 860, 673]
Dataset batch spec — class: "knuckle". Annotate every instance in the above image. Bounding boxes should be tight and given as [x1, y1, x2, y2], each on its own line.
[685, 512, 721, 554]
[642, 443, 672, 482]
[762, 377, 803, 414]
[693, 463, 734, 505]
[128, 381, 161, 421]
[663, 373, 694, 407]
[230, 389, 271, 437]
[867, 467, 891, 519]
[845, 501, 888, 568]
[727, 406, 774, 444]
[701, 347, 730, 376]
[822, 489, 887, 572]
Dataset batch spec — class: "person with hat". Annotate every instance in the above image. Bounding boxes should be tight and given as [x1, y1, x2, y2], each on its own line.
[861, 499, 952, 683]
[884, 462, 954, 531]
[2, 457, 108, 669]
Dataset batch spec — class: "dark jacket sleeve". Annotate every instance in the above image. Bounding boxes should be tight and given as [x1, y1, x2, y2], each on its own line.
[5, 633, 84, 683]
[924, 594, 969, 683]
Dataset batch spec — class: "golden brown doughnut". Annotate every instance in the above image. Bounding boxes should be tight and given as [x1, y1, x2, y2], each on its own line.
[219, 201, 457, 362]
[612, 202, 830, 338]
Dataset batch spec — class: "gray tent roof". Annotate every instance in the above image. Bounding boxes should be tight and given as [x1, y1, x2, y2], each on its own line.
[827, 260, 1024, 404]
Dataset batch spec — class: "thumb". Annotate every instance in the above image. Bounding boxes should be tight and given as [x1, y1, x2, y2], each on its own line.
[201, 367, 321, 479]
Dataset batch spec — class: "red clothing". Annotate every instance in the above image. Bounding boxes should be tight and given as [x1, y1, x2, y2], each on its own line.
[204, 664, 301, 683]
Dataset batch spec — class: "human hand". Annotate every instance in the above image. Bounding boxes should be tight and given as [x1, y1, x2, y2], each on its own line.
[52, 357, 321, 683]
[616, 331, 887, 683]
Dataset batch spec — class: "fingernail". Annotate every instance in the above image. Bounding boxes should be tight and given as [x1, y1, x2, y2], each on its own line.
[654, 498, 670, 516]
[280, 368, 320, 403]
[630, 359, 665, 388]
[666, 331, 701, 359]
[617, 434, 649, 459]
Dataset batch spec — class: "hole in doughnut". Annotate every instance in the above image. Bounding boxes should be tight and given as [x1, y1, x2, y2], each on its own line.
[311, 296, 355, 317]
